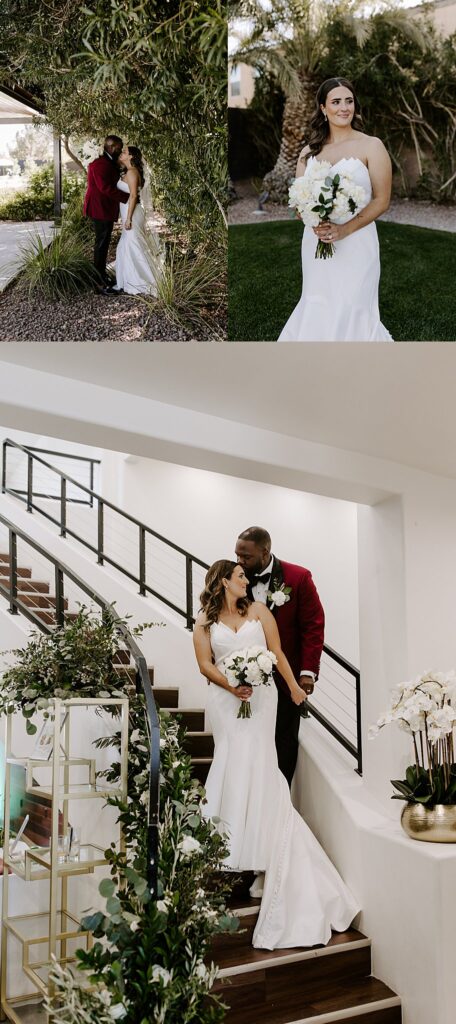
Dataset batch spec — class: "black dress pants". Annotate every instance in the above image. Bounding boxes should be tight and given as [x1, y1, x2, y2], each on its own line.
[92, 218, 114, 283]
[275, 685, 302, 788]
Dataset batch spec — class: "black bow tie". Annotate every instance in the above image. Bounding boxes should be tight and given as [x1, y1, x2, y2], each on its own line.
[251, 573, 271, 587]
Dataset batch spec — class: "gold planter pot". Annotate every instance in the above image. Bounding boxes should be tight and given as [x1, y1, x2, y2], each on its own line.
[401, 803, 456, 842]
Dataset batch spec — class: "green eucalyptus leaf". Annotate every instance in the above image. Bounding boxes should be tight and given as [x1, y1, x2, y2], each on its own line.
[99, 877, 116, 898]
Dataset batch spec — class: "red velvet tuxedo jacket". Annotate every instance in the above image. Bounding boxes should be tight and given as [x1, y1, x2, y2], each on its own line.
[269, 557, 325, 697]
[83, 153, 128, 221]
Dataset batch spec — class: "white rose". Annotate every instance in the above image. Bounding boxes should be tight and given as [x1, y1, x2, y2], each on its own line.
[257, 654, 273, 675]
[109, 1005, 127, 1019]
[178, 835, 201, 856]
[130, 730, 141, 743]
[195, 962, 209, 980]
[270, 590, 287, 607]
[130, 919, 140, 931]
[150, 965, 172, 986]
[245, 663, 261, 684]
[156, 900, 169, 914]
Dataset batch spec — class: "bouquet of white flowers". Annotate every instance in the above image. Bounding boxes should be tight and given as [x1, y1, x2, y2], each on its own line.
[288, 160, 367, 260]
[370, 671, 456, 805]
[222, 645, 278, 719]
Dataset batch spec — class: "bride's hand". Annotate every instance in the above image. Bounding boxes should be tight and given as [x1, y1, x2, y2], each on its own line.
[290, 684, 307, 706]
[312, 222, 346, 243]
[231, 685, 253, 702]
[125, 218, 132, 231]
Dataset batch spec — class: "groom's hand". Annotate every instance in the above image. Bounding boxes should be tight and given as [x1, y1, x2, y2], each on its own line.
[300, 679, 314, 695]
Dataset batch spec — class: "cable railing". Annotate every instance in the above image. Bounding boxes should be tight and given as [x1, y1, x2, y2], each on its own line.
[1, 437, 362, 774]
[0, 511, 159, 894]
[2, 441, 100, 507]
[2, 438, 206, 630]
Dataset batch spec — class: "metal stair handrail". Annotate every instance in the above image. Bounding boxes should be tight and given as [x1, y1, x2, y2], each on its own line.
[0, 511, 159, 893]
[2, 438, 362, 774]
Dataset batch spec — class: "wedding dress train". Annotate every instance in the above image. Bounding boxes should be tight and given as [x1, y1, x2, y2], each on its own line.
[204, 619, 359, 949]
[114, 179, 161, 296]
[277, 157, 393, 342]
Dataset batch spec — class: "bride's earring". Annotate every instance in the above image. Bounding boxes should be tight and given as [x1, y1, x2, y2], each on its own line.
[323, 112, 328, 121]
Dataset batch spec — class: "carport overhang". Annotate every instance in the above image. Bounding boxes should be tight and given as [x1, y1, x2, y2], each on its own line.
[0, 84, 62, 218]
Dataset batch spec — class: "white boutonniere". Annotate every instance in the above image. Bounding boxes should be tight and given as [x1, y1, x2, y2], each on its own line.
[267, 584, 292, 608]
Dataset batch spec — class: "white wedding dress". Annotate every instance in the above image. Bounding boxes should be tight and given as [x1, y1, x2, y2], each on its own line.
[278, 157, 393, 343]
[204, 618, 359, 949]
[114, 179, 161, 296]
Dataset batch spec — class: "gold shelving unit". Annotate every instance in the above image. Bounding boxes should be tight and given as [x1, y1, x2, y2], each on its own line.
[1, 697, 129, 1024]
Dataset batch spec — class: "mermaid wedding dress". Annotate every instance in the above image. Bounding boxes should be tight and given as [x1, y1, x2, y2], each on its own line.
[204, 618, 359, 949]
[114, 179, 161, 295]
[278, 156, 393, 342]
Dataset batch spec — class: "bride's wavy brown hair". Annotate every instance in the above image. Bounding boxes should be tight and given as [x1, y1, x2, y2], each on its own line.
[199, 560, 250, 631]
[307, 78, 363, 157]
[128, 145, 145, 187]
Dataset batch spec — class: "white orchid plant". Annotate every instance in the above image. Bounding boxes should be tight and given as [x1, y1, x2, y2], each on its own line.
[369, 671, 456, 805]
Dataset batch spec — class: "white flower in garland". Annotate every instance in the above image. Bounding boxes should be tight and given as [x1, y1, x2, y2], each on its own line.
[109, 1004, 127, 1019]
[150, 965, 172, 986]
[178, 835, 201, 857]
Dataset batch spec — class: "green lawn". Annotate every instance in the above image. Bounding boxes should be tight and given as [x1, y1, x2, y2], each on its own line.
[228, 219, 456, 342]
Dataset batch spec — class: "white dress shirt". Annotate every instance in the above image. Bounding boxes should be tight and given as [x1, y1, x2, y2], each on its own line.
[251, 556, 315, 683]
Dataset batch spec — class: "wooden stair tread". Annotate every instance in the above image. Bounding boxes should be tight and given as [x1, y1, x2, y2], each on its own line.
[221, 976, 398, 1024]
[212, 918, 366, 970]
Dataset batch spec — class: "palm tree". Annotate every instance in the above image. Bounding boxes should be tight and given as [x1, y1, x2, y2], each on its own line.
[231, 0, 431, 201]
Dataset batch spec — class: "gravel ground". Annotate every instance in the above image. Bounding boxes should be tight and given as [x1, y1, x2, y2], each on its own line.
[0, 285, 215, 342]
[0, 219, 220, 342]
[228, 179, 456, 232]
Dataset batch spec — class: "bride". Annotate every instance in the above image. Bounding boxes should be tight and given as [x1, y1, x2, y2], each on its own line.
[114, 145, 161, 296]
[193, 560, 359, 950]
[278, 77, 393, 343]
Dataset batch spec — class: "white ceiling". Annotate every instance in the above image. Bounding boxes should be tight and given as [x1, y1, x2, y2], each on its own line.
[0, 343, 455, 478]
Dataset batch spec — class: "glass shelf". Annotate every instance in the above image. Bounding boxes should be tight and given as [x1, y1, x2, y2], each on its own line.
[29, 843, 106, 872]
[25, 782, 123, 800]
[4, 843, 107, 880]
[5, 910, 81, 943]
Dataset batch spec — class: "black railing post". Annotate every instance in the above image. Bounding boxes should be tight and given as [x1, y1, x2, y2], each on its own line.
[89, 461, 94, 508]
[355, 673, 363, 775]
[26, 455, 33, 512]
[8, 530, 17, 615]
[54, 566, 65, 627]
[2, 440, 7, 494]
[60, 478, 67, 538]
[139, 526, 146, 596]
[185, 555, 193, 630]
[97, 500, 104, 565]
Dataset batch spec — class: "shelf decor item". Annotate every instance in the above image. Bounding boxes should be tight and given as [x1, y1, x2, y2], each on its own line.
[369, 670, 456, 842]
[0, 695, 129, 1020]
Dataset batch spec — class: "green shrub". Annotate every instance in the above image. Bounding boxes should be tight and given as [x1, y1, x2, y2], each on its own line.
[17, 222, 98, 300]
[0, 165, 86, 221]
[147, 243, 226, 339]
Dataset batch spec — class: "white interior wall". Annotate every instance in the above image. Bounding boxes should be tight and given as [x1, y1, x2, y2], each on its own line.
[104, 453, 360, 665]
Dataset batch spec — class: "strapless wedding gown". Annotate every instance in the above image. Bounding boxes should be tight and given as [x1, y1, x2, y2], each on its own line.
[205, 618, 359, 949]
[114, 180, 161, 295]
[278, 157, 393, 342]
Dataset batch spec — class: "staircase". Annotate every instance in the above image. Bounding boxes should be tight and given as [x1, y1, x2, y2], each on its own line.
[212, 898, 401, 1023]
[0, 552, 74, 626]
[0, 537, 402, 1023]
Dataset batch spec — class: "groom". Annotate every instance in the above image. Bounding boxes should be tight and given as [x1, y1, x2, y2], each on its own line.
[235, 526, 325, 787]
[83, 135, 128, 294]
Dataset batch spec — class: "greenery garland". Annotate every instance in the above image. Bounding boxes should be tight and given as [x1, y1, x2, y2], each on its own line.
[0, 607, 237, 1022]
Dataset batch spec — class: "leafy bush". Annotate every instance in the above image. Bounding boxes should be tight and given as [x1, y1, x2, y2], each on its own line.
[0, 165, 86, 221]
[17, 225, 98, 300]
[148, 243, 226, 339]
